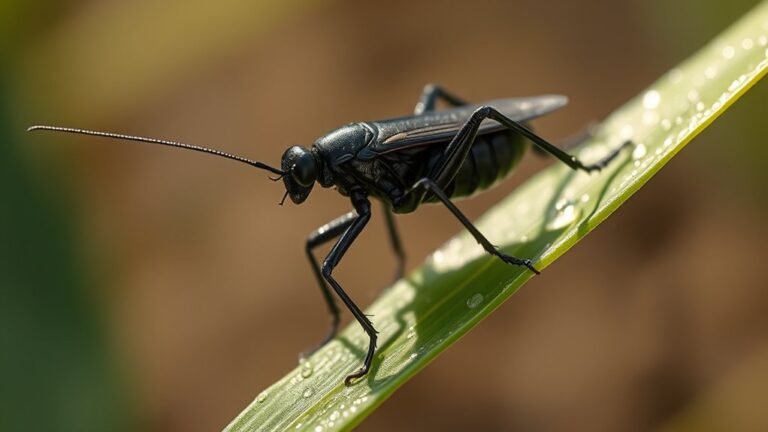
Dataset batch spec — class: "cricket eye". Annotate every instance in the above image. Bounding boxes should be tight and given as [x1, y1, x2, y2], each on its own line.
[291, 152, 317, 187]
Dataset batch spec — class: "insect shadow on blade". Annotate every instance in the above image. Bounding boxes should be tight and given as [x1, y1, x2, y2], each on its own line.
[28, 84, 631, 385]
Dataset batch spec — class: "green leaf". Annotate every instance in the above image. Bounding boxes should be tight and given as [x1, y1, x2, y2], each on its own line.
[225, 4, 768, 431]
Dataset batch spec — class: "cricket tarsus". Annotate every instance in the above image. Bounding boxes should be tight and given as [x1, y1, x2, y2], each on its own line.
[28, 84, 631, 385]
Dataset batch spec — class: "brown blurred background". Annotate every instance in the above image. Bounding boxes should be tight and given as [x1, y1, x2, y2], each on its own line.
[2, 1, 767, 431]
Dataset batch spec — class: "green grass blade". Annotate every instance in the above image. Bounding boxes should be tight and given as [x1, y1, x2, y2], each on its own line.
[226, 4, 768, 431]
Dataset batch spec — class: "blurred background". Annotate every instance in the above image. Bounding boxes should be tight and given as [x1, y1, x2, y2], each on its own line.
[2, 0, 767, 431]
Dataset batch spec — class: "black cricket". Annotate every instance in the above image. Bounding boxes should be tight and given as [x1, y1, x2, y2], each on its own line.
[29, 84, 630, 385]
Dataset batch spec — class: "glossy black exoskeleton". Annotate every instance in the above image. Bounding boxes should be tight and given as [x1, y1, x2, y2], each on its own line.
[28, 84, 630, 385]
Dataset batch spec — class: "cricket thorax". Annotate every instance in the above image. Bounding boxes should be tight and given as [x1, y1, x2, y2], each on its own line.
[313, 123, 373, 166]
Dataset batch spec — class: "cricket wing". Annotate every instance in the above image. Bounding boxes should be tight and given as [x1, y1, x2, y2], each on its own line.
[360, 95, 568, 159]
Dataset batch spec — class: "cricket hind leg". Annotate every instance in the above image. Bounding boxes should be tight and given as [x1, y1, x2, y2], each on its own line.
[469, 106, 631, 173]
[414, 83, 469, 114]
[397, 105, 631, 276]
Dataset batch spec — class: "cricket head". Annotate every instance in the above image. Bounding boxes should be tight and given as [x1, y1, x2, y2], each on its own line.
[280, 145, 319, 204]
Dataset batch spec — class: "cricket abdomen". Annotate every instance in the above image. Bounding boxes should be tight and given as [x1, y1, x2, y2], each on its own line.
[427, 130, 527, 201]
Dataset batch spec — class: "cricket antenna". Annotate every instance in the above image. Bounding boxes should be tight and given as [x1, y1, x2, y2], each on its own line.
[27, 125, 286, 177]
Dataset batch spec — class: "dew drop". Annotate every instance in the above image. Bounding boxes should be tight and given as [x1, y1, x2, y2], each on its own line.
[466, 293, 484, 309]
[314, 426, 324, 432]
[660, 118, 672, 130]
[303, 388, 315, 398]
[642, 90, 660, 109]
[742, 38, 754, 50]
[256, 391, 268, 404]
[696, 102, 705, 112]
[580, 193, 590, 203]
[406, 325, 416, 339]
[704, 66, 717, 79]
[548, 204, 577, 230]
[722, 45, 735, 59]
[300, 360, 314, 378]
[758, 35, 767, 46]
[632, 143, 647, 160]
[409, 352, 418, 361]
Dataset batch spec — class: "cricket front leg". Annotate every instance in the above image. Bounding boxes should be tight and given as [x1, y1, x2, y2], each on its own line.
[319, 189, 378, 385]
[303, 211, 357, 356]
